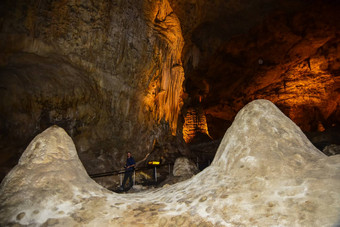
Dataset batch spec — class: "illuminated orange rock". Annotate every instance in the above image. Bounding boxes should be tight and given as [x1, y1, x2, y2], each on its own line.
[182, 107, 211, 143]
[179, 1, 340, 134]
[143, 0, 185, 135]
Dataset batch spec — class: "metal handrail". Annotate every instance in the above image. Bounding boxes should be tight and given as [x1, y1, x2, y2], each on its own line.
[89, 160, 212, 179]
[89, 163, 171, 179]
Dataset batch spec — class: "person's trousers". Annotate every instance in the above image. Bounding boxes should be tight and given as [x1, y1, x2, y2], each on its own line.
[122, 170, 133, 189]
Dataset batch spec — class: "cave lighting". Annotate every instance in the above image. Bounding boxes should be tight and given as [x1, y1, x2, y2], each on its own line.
[148, 161, 160, 165]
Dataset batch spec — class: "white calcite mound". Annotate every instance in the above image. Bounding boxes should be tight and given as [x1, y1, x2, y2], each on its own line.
[172, 157, 198, 177]
[0, 99, 340, 226]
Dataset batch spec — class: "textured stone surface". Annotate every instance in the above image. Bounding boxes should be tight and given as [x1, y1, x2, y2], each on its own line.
[169, 0, 340, 138]
[182, 107, 211, 143]
[0, 0, 186, 179]
[172, 157, 198, 177]
[1, 100, 339, 226]
[323, 144, 340, 156]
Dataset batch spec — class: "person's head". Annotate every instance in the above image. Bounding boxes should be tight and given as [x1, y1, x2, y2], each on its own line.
[127, 152, 131, 158]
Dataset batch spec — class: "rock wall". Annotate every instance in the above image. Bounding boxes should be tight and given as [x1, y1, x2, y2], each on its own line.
[0, 100, 339, 226]
[0, 0, 186, 178]
[168, 0, 340, 139]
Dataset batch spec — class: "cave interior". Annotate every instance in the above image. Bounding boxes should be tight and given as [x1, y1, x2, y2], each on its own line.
[0, 0, 339, 186]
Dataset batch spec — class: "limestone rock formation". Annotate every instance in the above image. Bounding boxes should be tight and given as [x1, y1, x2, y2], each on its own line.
[0, 0, 186, 179]
[169, 0, 340, 138]
[0, 125, 107, 225]
[172, 157, 198, 177]
[323, 144, 340, 156]
[1, 100, 340, 226]
[159, 157, 199, 186]
[182, 107, 211, 143]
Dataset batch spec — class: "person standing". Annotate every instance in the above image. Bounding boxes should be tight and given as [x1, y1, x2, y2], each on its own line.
[120, 152, 135, 190]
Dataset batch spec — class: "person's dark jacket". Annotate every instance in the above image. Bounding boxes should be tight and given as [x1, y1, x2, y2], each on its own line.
[125, 157, 135, 171]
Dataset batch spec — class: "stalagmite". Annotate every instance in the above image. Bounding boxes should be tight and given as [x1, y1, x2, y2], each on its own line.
[0, 100, 339, 226]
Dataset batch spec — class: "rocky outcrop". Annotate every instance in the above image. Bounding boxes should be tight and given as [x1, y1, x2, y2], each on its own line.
[172, 157, 198, 177]
[323, 144, 340, 156]
[1, 100, 339, 226]
[0, 0, 186, 179]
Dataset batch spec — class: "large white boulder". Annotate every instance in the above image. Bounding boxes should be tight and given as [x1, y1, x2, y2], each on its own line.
[173, 157, 198, 177]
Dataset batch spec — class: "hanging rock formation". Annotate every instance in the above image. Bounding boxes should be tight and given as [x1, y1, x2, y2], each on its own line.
[1, 99, 339, 226]
[0, 0, 185, 179]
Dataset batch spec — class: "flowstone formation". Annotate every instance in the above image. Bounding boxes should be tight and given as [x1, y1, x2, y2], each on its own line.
[0, 0, 186, 179]
[1, 100, 339, 226]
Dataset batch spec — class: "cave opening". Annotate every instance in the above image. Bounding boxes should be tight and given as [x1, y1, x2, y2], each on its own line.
[0, 0, 339, 191]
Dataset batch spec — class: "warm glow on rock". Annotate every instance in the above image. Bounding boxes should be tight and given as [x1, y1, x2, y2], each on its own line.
[199, 3, 340, 135]
[252, 55, 339, 131]
[142, 0, 185, 135]
[317, 121, 325, 132]
[277, 57, 334, 106]
[183, 107, 211, 143]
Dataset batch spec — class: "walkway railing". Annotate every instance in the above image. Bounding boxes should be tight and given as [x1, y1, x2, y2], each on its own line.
[89, 160, 212, 185]
[89, 163, 173, 185]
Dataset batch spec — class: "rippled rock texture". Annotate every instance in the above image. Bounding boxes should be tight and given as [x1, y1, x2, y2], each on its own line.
[1, 100, 339, 226]
[0, 0, 186, 179]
